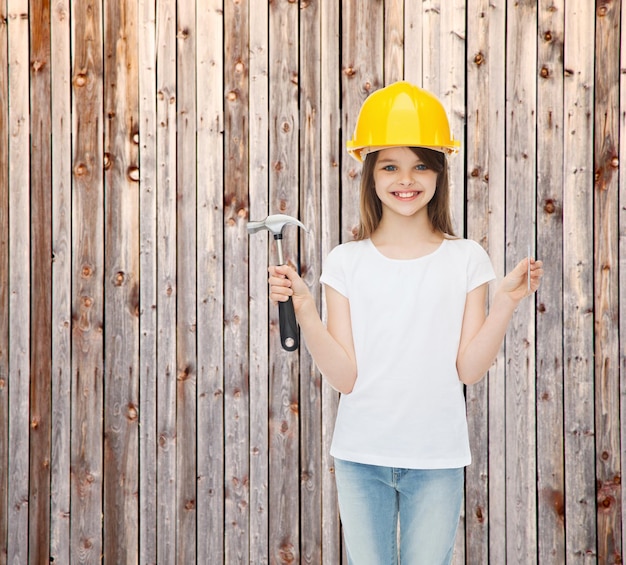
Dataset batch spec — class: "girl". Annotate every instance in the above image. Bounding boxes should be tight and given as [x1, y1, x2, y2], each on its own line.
[268, 81, 543, 565]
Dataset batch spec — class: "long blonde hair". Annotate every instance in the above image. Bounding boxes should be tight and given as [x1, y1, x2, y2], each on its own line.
[355, 147, 455, 240]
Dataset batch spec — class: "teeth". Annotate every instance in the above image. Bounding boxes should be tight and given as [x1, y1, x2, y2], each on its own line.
[394, 191, 418, 199]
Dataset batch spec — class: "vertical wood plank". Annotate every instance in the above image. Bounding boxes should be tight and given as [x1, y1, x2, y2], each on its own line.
[7, 1, 30, 563]
[268, 1, 299, 562]
[384, 0, 403, 84]
[300, 1, 322, 563]
[223, 0, 250, 561]
[0, 0, 10, 562]
[71, 0, 104, 561]
[536, 1, 566, 563]
[403, 0, 422, 85]
[617, 2, 626, 561]
[464, 0, 490, 561]
[486, 2, 507, 563]
[439, 0, 465, 236]
[29, 1, 52, 562]
[49, 0, 72, 562]
[341, 0, 383, 242]
[137, 0, 158, 561]
[563, 0, 597, 560]
[248, 1, 268, 562]
[103, 0, 140, 561]
[155, 0, 177, 561]
[505, 2, 538, 562]
[594, 1, 621, 562]
[175, 0, 197, 561]
[320, 0, 342, 562]
[196, 0, 225, 562]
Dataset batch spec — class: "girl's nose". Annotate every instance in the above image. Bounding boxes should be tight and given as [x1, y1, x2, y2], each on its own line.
[398, 173, 415, 186]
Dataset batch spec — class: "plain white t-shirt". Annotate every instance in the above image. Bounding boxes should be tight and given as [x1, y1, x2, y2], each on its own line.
[320, 237, 496, 469]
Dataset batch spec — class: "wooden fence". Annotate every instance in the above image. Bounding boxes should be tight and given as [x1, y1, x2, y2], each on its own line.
[0, 0, 624, 563]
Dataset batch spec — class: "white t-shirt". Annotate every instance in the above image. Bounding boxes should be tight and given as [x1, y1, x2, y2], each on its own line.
[320, 237, 496, 469]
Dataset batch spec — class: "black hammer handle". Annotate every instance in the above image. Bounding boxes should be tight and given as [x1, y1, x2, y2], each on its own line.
[279, 297, 299, 351]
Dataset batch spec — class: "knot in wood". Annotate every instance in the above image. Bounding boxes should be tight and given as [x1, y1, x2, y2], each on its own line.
[610, 156, 619, 168]
[343, 66, 356, 77]
[74, 163, 88, 177]
[127, 404, 138, 421]
[127, 166, 140, 182]
[597, 5, 608, 17]
[82, 296, 93, 308]
[73, 73, 88, 87]
[473, 52, 485, 66]
[227, 90, 238, 102]
[543, 199, 556, 214]
[103, 153, 112, 170]
[540, 67, 550, 79]
[544, 31, 552, 42]
[114, 271, 125, 286]
[81, 264, 93, 278]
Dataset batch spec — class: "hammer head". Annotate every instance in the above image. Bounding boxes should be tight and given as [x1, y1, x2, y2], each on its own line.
[247, 213, 307, 236]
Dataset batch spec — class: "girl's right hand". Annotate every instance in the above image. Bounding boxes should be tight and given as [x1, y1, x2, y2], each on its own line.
[268, 264, 313, 314]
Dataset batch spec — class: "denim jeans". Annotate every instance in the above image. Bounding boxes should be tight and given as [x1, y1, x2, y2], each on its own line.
[334, 459, 464, 565]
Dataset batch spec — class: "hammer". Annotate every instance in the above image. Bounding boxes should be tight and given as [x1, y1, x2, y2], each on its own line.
[247, 214, 308, 351]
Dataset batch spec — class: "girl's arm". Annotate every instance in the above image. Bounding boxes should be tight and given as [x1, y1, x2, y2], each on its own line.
[456, 257, 544, 385]
[269, 264, 358, 394]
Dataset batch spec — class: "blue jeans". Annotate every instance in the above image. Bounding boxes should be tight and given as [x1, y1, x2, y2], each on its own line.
[334, 459, 464, 565]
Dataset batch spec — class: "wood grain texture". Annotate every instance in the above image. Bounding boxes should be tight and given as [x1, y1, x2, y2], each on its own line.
[224, 0, 250, 562]
[563, 1, 597, 561]
[70, 0, 104, 561]
[0, 0, 9, 562]
[464, 0, 490, 561]
[103, 0, 140, 561]
[155, 0, 177, 562]
[137, 0, 158, 562]
[197, 0, 225, 562]
[536, 1, 566, 563]
[268, 1, 300, 562]
[594, 1, 621, 562]
[49, 1, 72, 563]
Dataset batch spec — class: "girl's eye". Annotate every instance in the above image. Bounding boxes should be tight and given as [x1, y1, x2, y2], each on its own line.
[416, 164, 428, 171]
[382, 165, 397, 171]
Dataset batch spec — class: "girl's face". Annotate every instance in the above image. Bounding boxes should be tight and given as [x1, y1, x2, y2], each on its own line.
[372, 147, 438, 221]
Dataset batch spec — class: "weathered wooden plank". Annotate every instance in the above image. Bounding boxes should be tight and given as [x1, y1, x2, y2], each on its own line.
[6, 1, 31, 563]
[384, 0, 403, 84]
[155, 0, 177, 561]
[439, 0, 465, 237]
[403, 0, 423, 85]
[464, 0, 490, 561]
[486, 2, 507, 563]
[594, 1, 621, 562]
[175, 1, 197, 562]
[269, 1, 300, 562]
[103, 0, 140, 561]
[299, 1, 322, 563]
[137, 0, 157, 561]
[504, 2, 538, 562]
[223, 0, 250, 561]
[617, 2, 626, 561]
[341, 0, 383, 242]
[320, 1, 342, 562]
[563, 1, 597, 560]
[0, 1, 9, 562]
[70, 0, 104, 561]
[196, 0, 225, 562]
[49, 1, 72, 562]
[248, 2, 268, 563]
[536, 1, 566, 563]
[28, 0, 52, 562]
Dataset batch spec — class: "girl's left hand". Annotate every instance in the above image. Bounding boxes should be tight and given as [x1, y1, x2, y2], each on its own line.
[499, 257, 544, 303]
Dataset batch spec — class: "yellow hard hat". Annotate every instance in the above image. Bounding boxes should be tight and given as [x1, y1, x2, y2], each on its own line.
[346, 81, 461, 162]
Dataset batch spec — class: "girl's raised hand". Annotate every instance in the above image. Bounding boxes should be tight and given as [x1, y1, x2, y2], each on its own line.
[268, 264, 313, 314]
[499, 257, 544, 303]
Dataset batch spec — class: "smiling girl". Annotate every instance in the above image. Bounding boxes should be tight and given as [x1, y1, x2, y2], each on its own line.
[268, 81, 543, 564]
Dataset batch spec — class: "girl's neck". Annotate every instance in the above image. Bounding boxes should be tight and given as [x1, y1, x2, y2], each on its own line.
[371, 214, 444, 260]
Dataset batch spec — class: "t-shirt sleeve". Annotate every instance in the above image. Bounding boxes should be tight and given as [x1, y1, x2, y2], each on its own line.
[319, 244, 348, 297]
[467, 240, 496, 292]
